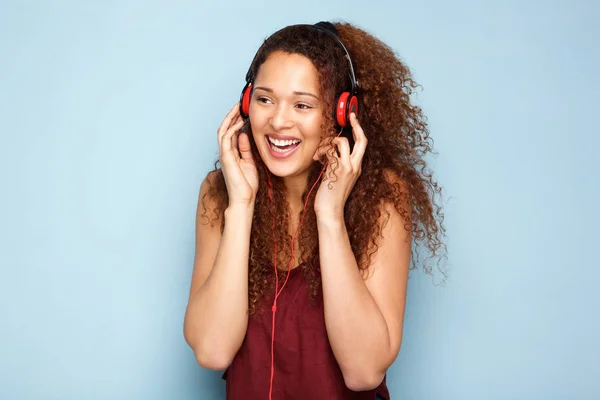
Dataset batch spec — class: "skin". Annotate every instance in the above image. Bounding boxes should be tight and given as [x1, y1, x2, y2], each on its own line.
[183, 50, 411, 391]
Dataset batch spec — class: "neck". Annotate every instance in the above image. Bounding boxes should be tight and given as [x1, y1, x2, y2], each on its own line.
[282, 172, 310, 214]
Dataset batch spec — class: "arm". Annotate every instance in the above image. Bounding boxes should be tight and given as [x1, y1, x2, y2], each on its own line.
[313, 113, 411, 391]
[318, 197, 411, 391]
[183, 173, 254, 370]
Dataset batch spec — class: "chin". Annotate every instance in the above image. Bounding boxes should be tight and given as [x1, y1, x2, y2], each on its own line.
[262, 157, 317, 180]
[262, 158, 306, 178]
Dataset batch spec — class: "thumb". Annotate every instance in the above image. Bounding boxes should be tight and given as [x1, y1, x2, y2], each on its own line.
[238, 132, 254, 162]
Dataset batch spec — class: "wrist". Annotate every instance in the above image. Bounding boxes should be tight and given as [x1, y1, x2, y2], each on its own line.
[227, 197, 255, 209]
[225, 202, 255, 221]
[316, 211, 345, 227]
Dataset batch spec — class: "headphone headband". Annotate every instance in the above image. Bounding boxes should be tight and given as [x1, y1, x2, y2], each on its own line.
[311, 22, 359, 95]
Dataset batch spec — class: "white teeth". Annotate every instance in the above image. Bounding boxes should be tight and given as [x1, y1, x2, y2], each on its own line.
[267, 136, 301, 147]
[271, 145, 293, 153]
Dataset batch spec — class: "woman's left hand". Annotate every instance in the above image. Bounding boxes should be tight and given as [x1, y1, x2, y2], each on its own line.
[313, 112, 367, 221]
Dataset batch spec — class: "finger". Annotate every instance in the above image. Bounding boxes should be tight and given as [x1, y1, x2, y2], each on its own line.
[332, 137, 351, 168]
[220, 117, 244, 155]
[312, 147, 327, 164]
[238, 132, 255, 162]
[217, 104, 241, 142]
[312, 138, 335, 162]
[231, 128, 239, 158]
[312, 145, 326, 161]
[229, 110, 242, 131]
[349, 112, 367, 168]
[217, 105, 237, 146]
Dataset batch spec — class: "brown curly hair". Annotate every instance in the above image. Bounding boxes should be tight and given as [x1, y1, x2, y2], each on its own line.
[201, 21, 447, 315]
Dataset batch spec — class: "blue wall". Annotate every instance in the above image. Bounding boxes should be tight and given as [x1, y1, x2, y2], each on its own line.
[1, 0, 598, 399]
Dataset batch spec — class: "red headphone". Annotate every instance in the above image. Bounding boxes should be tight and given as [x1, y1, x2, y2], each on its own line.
[239, 22, 360, 128]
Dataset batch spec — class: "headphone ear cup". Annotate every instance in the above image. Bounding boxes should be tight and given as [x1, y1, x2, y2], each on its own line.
[335, 92, 359, 127]
[335, 92, 350, 127]
[240, 83, 253, 118]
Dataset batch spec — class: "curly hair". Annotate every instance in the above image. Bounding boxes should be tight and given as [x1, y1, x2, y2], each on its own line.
[201, 21, 447, 315]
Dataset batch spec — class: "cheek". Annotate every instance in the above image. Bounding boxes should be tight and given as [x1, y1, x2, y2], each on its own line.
[248, 108, 262, 128]
[300, 114, 326, 143]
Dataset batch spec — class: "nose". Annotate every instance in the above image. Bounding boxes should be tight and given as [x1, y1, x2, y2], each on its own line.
[269, 103, 294, 131]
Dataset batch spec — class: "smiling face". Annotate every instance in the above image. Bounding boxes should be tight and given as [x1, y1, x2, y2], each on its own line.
[248, 51, 325, 180]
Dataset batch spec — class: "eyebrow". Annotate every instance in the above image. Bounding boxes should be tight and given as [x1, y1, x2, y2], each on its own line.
[254, 86, 319, 100]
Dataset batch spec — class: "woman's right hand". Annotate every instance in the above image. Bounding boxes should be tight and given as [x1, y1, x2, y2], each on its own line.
[218, 103, 258, 206]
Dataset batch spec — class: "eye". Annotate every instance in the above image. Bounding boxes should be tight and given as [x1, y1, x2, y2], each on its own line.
[296, 103, 312, 110]
[256, 96, 272, 104]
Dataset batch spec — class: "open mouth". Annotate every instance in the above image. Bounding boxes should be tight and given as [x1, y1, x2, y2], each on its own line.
[266, 135, 301, 154]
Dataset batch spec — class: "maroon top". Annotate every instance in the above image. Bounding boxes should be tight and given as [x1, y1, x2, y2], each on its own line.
[222, 265, 390, 399]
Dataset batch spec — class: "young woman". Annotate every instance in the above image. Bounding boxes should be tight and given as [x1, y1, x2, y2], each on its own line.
[183, 21, 446, 400]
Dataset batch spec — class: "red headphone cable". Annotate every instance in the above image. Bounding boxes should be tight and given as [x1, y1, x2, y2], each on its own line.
[267, 130, 343, 399]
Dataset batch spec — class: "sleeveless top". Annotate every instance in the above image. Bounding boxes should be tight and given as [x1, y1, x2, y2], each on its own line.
[222, 265, 390, 399]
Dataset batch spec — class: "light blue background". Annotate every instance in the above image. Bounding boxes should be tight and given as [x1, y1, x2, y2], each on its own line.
[1, 0, 598, 399]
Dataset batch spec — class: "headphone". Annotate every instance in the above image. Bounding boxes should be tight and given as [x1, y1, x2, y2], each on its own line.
[239, 21, 360, 128]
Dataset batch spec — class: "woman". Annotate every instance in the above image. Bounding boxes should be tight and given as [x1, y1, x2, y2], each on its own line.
[184, 21, 446, 400]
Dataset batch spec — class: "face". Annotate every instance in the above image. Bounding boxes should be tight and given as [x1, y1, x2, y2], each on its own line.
[248, 51, 325, 180]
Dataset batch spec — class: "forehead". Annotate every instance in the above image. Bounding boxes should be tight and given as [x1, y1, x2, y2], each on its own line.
[254, 51, 320, 91]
